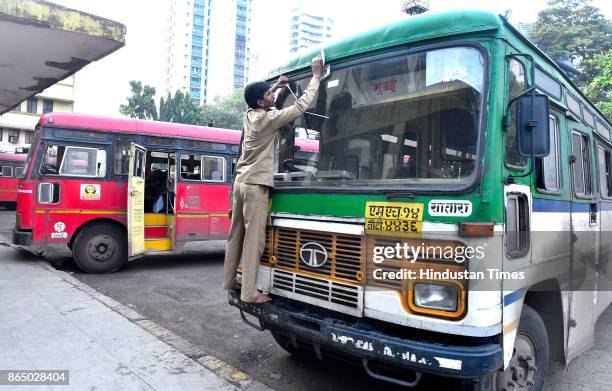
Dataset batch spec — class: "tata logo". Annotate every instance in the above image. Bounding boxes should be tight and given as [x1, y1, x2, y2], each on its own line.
[300, 242, 328, 268]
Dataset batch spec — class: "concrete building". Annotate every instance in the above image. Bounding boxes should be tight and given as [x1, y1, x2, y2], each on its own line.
[164, 0, 251, 105]
[0, 77, 74, 152]
[289, 3, 334, 54]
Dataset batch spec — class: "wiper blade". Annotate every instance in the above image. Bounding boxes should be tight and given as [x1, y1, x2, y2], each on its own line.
[384, 191, 416, 199]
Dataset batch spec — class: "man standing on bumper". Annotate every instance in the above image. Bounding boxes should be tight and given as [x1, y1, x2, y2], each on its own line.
[222, 56, 323, 303]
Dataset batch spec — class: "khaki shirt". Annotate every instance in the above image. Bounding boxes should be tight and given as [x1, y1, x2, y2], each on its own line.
[234, 78, 320, 187]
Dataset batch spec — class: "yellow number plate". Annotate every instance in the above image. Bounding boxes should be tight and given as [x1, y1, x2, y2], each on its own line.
[365, 201, 424, 236]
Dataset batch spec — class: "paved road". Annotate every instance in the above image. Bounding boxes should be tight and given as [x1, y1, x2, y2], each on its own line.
[2, 209, 612, 390]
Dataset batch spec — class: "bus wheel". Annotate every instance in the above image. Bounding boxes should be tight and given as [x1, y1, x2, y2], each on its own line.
[459, 305, 549, 391]
[496, 305, 549, 391]
[72, 223, 127, 273]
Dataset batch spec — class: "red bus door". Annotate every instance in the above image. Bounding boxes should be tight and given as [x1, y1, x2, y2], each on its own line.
[128, 143, 146, 259]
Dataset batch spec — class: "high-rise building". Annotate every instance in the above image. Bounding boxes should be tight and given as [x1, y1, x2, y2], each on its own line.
[289, 3, 333, 54]
[164, 0, 251, 105]
[0, 76, 74, 152]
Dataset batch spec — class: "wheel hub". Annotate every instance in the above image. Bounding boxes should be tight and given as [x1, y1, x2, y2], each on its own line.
[496, 333, 537, 391]
[87, 235, 116, 262]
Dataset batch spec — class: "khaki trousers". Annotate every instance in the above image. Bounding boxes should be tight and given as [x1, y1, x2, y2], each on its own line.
[222, 182, 269, 302]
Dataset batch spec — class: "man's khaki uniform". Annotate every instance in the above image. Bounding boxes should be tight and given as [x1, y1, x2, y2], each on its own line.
[223, 78, 320, 302]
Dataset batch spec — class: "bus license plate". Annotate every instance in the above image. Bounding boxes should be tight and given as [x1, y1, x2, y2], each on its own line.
[365, 201, 424, 236]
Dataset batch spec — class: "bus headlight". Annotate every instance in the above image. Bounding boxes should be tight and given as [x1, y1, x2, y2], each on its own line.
[413, 283, 458, 312]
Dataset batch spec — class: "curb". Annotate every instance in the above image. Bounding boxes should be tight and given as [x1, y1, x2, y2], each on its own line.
[0, 233, 272, 391]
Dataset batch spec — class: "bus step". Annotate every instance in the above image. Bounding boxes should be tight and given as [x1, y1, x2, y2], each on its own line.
[144, 214, 168, 226]
[145, 226, 168, 238]
[145, 237, 172, 251]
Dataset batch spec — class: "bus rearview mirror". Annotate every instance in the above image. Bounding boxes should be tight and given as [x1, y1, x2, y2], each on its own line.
[517, 93, 550, 157]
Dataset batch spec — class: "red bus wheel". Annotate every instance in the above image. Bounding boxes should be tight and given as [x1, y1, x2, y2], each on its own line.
[72, 222, 127, 273]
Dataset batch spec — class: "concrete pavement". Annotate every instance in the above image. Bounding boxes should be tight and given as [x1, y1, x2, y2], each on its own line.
[0, 244, 268, 391]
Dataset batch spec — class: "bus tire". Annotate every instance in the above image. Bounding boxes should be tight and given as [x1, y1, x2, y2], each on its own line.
[458, 305, 549, 391]
[72, 222, 127, 273]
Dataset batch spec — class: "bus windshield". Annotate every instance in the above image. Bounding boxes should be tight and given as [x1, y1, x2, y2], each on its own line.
[17, 126, 39, 179]
[275, 45, 485, 190]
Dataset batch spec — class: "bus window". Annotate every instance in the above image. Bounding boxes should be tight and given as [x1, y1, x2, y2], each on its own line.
[506, 193, 530, 257]
[505, 58, 528, 168]
[60, 146, 106, 177]
[202, 156, 225, 181]
[40, 145, 61, 175]
[1, 166, 13, 177]
[114, 138, 133, 175]
[41, 145, 107, 178]
[276, 45, 484, 187]
[181, 154, 202, 180]
[14, 166, 24, 177]
[572, 132, 592, 197]
[536, 116, 561, 191]
[598, 145, 612, 198]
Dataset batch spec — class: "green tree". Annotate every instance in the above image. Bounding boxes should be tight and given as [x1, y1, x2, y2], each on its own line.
[200, 90, 246, 130]
[119, 81, 158, 120]
[531, 0, 611, 87]
[159, 90, 200, 125]
[120, 82, 247, 128]
[585, 50, 612, 121]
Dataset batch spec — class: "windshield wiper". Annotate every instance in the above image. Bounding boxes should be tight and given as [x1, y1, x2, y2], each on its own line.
[384, 191, 416, 199]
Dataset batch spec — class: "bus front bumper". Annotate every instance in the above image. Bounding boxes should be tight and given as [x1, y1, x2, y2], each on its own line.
[229, 290, 502, 380]
[12, 228, 32, 246]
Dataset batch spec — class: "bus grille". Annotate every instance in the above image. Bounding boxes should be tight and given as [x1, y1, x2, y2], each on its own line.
[260, 226, 273, 265]
[272, 269, 360, 309]
[269, 227, 365, 283]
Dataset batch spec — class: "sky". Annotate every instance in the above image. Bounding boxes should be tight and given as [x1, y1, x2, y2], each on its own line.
[49, 0, 611, 116]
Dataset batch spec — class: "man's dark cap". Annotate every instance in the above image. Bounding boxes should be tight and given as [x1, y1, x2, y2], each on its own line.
[244, 81, 271, 109]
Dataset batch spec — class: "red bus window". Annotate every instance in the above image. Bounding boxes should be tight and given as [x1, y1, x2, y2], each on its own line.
[1, 166, 13, 177]
[180, 154, 202, 180]
[15, 166, 24, 177]
[114, 138, 133, 175]
[202, 156, 225, 181]
[41, 145, 107, 178]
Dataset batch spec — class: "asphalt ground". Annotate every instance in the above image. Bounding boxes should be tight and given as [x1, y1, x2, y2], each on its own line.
[2, 209, 612, 390]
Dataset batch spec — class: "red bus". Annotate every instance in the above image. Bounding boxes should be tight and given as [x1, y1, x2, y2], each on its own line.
[13, 113, 241, 273]
[0, 153, 27, 207]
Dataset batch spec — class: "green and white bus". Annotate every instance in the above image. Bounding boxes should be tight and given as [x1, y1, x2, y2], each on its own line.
[229, 10, 612, 390]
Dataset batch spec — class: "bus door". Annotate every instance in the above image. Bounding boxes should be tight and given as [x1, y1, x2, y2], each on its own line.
[567, 130, 598, 360]
[128, 143, 146, 259]
[143, 150, 175, 253]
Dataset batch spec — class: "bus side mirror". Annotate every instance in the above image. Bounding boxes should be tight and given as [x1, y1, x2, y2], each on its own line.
[517, 93, 550, 157]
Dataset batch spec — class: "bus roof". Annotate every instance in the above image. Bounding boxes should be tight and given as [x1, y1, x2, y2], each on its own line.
[268, 10, 502, 77]
[39, 113, 242, 144]
[269, 9, 611, 129]
[0, 153, 27, 163]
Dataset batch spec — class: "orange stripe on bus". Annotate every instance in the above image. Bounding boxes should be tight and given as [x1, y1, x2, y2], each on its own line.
[177, 213, 227, 218]
[35, 209, 127, 215]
